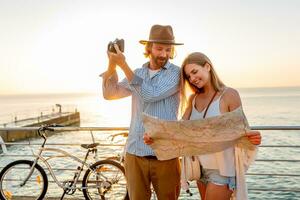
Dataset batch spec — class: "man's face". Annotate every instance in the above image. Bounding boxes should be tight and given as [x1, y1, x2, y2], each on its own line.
[150, 43, 172, 68]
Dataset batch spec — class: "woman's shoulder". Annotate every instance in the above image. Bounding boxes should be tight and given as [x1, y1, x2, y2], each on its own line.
[221, 87, 242, 109]
[222, 87, 240, 99]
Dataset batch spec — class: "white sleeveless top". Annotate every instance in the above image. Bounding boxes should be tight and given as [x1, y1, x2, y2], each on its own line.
[190, 90, 236, 176]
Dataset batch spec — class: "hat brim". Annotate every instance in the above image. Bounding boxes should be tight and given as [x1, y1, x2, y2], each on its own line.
[139, 40, 184, 45]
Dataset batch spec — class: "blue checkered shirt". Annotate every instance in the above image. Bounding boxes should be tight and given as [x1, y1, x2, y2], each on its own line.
[101, 61, 180, 156]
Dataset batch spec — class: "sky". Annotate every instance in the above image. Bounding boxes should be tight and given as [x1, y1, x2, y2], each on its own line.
[0, 0, 299, 95]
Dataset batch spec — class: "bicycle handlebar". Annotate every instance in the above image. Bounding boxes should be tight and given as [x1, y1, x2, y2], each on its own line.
[38, 124, 64, 136]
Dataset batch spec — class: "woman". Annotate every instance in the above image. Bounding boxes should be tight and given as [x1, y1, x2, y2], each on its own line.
[180, 52, 261, 200]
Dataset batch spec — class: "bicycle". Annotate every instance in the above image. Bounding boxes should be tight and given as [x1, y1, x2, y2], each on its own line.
[0, 125, 129, 200]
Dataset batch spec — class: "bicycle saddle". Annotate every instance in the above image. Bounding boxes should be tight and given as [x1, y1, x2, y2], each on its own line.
[81, 143, 99, 149]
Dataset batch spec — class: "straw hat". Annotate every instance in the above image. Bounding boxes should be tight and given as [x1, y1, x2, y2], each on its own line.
[139, 24, 183, 45]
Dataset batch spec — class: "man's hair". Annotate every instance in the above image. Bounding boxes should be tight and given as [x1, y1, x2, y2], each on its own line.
[143, 42, 176, 59]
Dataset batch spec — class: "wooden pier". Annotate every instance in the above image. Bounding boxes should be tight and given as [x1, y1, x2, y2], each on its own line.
[0, 111, 80, 142]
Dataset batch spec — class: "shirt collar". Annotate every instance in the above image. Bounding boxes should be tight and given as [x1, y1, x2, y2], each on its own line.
[142, 60, 171, 70]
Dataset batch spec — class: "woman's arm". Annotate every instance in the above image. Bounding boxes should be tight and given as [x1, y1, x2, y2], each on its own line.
[222, 88, 261, 145]
[221, 88, 242, 112]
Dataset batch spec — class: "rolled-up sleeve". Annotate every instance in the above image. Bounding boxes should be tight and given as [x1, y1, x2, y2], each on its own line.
[128, 68, 180, 103]
[101, 71, 131, 100]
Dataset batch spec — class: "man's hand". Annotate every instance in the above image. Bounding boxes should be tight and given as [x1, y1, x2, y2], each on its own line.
[143, 133, 154, 145]
[107, 44, 134, 82]
[107, 44, 126, 68]
[245, 130, 261, 145]
[100, 50, 117, 79]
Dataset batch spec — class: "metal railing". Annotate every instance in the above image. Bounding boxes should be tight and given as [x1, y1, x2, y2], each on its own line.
[2, 125, 299, 131]
[0, 126, 299, 196]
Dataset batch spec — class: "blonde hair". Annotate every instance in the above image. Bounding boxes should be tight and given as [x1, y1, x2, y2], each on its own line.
[180, 52, 225, 114]
[143, 42, 176, 59]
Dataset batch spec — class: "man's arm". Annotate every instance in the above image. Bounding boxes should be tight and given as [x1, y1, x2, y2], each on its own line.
[101, 61, 116, 80]
[109, 44, 180, 103]
[109, 44, 134, 82]
[101, 56, 131, 100]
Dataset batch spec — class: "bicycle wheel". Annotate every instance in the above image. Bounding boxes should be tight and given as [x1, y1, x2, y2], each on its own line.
[0, 160, 48, 200]
[82, 159, 128, 200]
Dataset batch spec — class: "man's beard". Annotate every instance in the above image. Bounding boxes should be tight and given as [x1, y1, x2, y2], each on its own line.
[152, 55, 168, 68]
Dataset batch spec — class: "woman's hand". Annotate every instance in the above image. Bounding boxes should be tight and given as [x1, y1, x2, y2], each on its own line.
[245, 130, 262, 145]
[143, 133, 154, 145]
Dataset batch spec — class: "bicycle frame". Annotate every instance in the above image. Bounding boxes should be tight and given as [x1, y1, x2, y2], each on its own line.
[21, 133, 100, 191]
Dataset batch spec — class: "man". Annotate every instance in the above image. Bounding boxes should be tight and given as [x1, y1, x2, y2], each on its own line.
[101, 24, 183, 200]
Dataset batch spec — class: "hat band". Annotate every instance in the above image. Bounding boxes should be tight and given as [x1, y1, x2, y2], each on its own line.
[140, 39, 183, 45]
[148, 39, 175, 43]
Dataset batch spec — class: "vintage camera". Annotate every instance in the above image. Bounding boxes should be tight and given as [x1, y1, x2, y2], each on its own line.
[107, 38, 124, 53]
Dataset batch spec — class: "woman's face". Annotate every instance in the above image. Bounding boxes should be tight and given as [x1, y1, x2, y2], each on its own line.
[184, 63, 210, 89]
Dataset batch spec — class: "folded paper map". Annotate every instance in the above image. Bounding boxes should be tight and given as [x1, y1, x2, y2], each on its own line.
[142, 107, 254, 160]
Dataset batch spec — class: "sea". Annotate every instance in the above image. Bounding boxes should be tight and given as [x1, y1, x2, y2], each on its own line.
[0, 86, 299, 199]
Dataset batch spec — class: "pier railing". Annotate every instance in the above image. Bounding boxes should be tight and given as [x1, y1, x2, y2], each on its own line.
[0, 126, 299, 198]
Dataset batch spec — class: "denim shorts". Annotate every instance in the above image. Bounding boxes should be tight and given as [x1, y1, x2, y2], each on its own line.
[199, 168, 236, 191]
